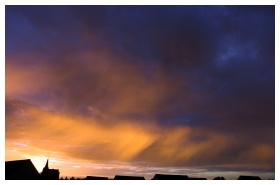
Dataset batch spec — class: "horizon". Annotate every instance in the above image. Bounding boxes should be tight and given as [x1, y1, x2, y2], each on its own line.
[5, 5, 275, 180]
[5, 158, 274, 180]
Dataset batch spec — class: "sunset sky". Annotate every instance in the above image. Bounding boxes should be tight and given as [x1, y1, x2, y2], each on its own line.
[5, 5, 275, 179]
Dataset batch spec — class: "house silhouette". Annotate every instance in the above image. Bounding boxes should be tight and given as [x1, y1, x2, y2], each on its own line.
[213, 176, 225, 180]
[238, 175, 262, 180]
[151, 174, 189, 180]
[188, 177, 207, 180]
[40, 159, 60, 180]
[5, 159, 41, 180]
[85, 176, 109, 180]
[114, 175, 145, 180]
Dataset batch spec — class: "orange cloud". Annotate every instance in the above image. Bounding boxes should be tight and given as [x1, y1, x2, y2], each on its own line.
[6, 61, 50, 97]
[6, 98, 274, 176]
[5, 36, 274, 178]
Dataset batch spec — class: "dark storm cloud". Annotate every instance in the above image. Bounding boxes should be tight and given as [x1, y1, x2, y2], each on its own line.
[6, 5, 274, 175]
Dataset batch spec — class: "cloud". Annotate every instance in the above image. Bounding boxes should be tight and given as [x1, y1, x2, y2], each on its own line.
[6, 99, 274, 172]
[5, 5, 275, 178]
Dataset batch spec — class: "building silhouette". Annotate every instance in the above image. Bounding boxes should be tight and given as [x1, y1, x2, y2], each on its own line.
[213, 176, 225, 180]
[188, 177, 207, 180]
[5, 159, 41, 180]
[114, 175, 145, 180]
[238, 175, 261, 180]
[6, 158, 268, 180]
[40, 159, 60, 180]
[85, 176, 109, 180]
[151, 174, 189, 180]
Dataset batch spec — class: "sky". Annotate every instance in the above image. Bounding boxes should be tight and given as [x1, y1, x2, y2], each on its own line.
[5, 5, 275, 180]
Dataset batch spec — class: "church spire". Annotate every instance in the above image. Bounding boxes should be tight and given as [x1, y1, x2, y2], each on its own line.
[44, 159, 49, 170]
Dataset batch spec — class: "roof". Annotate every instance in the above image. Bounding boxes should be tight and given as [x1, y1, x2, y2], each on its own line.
[152, 174, 189, 180]
[238, 175, 262, 180]
[85, 176, 109, 180]
[213, 176, 225, 180]
[5, 159, 41, 180]
[43, 168, 59, 174]
[41, 168, 60, 179]
[114, 175, 145, 180]
[188, 177, 207, 180]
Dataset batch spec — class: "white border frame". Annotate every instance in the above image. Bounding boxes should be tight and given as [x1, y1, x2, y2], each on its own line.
[1, 1, 278, 185]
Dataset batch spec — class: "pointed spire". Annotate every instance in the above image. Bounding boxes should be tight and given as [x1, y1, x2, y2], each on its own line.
[45, 158, 49, 169]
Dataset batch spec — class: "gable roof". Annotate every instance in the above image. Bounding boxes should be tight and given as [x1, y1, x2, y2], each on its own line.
[5, 159, 41, 180]
[114, 175, 145, 180]
[152, 174, 189, 180]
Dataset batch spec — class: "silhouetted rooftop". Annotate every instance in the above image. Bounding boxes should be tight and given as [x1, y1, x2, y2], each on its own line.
[213, 176, 225, 180]
[152, 174, 189, 180]
[5, 159, 41, 180]
[188, 177, 207, 180]
[238, 175, 262, 180]
[41, 159, 60, 180]
[114, 175, 145, 180]
[85, 176, 108, 180]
